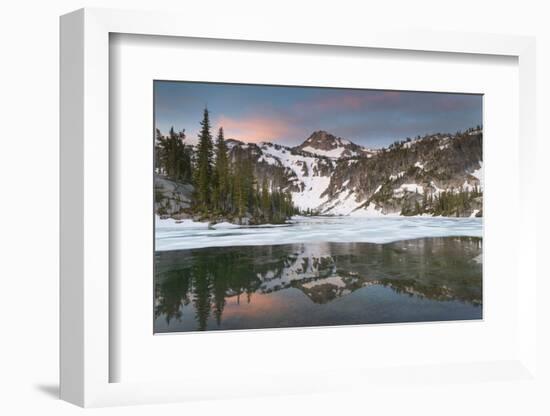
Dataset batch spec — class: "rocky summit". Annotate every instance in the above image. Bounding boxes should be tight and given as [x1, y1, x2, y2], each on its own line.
[295, 130, 377, 160]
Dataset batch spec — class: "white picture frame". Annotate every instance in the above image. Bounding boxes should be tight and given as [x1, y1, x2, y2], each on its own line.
[60, 7, 538, 407]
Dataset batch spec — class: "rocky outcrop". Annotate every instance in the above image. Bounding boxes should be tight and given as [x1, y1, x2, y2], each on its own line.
[295, 130, 375, 159]
[154, 174, 194, 217]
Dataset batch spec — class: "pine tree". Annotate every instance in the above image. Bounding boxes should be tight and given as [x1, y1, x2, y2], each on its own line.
[154, 129, 163, 174]
[155, 127, 192, 182]
[422, 191, 428, 213]
[178, 130, 193, 182]
[166, 127, 179, 178]
[240, 156, 253, 219]
[213, 127, 229, 212]
[231, 158, 246, 219]
[261, 177, 270, 221]
[194, 108, 214, 211]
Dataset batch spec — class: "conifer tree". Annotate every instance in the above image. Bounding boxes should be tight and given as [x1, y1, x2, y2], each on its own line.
[261, 177, 270, 221]
[166, 127, 179, 178]
[213, 127, 229, 212]
[194, 108, 214, 211]
[155, 127, 192, 182]
[231, 159, 245, 218]
[154, 129, 163, 174]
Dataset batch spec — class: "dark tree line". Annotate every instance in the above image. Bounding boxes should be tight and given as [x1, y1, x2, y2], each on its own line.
[401, 185, 482, 217]
[155, 127, 193, 182]
[430, 185, 482, 217]
[155, 108, 298, 224]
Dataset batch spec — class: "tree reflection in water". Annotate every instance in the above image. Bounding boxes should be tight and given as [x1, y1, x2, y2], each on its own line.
[154, 237, 482, 332]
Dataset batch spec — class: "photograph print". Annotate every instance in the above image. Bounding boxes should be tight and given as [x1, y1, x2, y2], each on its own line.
[154, 81, 483, 333]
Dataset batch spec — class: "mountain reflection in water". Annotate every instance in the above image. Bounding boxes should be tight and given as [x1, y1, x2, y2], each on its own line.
[154, 237, 482, 332]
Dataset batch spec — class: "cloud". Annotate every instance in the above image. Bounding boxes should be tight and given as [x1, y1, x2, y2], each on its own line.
[294, 90, 402, 114]
[215, 115, 294, 142]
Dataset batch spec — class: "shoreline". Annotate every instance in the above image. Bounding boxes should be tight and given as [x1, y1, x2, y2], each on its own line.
[156, 213, 483, 230]
[156, 236, 483, 254]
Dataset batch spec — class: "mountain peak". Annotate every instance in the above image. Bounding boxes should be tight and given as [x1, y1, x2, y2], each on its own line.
[303, 131, 348, 148]
[296, 131, 364, 159]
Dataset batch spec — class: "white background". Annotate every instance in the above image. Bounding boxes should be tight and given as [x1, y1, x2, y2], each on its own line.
[0, 0, 548, 415]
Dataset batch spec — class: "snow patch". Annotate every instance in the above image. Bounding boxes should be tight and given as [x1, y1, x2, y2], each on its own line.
[399, 183, 424, 194]
[389, 171, 405, 181]
[301, 145, 346, 159]
[261, 144, 332, 210]
[470, 162, 483, 190]
[322, 190, 363, 216]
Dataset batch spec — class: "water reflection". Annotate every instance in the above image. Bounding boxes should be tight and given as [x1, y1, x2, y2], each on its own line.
[154, 237, 482, 332]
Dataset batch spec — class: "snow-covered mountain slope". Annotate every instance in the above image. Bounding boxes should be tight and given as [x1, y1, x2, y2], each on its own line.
[156, 127, 483, 218]
[257, 142, 334, 210]
[320, 129, 483, 216]
[227, 128, 483, 217]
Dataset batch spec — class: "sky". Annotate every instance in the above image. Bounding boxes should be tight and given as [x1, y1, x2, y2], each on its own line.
[154, 81, 482, 149]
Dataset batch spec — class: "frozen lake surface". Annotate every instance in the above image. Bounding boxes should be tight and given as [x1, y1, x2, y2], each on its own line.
[155, 215, 483, 251]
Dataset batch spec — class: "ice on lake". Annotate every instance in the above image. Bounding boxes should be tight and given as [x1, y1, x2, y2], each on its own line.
[155, 215, 483, 251]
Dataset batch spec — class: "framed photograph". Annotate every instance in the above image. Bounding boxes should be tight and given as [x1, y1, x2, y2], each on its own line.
[153, 81, 483, 334]
[60, 8, 538, 407]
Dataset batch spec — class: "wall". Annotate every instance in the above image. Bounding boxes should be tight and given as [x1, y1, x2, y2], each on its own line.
[0, 1, 548, 414]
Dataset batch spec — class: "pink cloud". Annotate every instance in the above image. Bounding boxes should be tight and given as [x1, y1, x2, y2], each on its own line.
[215, 115, 292, 142]
[295, 91, 402, 113]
